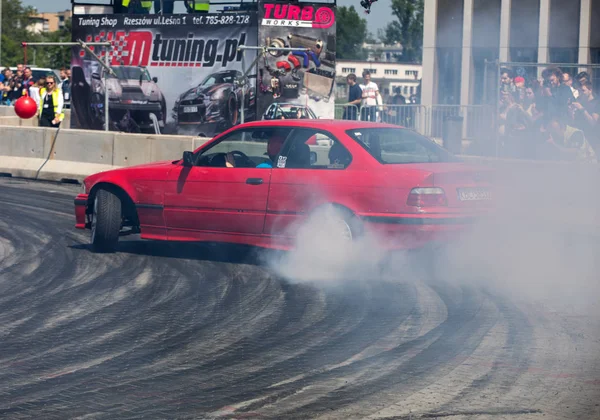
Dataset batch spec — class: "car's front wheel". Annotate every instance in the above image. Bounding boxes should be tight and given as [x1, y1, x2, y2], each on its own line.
[90, 189, 122, 253]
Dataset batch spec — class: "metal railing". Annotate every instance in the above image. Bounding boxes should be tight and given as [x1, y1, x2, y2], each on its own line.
[334, 103, 495, 143]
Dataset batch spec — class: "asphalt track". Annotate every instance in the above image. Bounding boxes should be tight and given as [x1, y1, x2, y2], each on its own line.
[0, 177, 599, 420]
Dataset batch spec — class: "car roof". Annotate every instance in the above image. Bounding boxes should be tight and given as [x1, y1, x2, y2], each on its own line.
[272, 102, 308, 107]
[213, 70, 239, 74]
[238, 119, 404, 130]
[10, 66, 54, 70]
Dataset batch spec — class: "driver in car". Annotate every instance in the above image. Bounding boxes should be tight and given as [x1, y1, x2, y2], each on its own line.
[225, 134, 285, 168]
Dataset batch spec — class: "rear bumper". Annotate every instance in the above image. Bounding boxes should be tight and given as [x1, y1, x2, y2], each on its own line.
[360, 214, 481, 250]
[74, 194, 89, 229]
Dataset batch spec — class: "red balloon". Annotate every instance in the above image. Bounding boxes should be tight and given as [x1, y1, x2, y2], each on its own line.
[14, 96, 38, 119]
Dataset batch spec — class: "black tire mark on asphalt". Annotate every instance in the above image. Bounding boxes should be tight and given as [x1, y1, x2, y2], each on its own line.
[430, 292, 535, 415]
[1, 179, 594, 420]
[262, 285, 497, 419]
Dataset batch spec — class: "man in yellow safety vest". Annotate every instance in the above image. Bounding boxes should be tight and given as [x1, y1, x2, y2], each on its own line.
[38, 75, 65, 128]
[185, 0, 209, 13]
[122, 0, 152, 13]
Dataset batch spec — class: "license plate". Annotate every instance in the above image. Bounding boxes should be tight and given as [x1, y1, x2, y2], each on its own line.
[458, 188, 492, 201]
[183, 106, 198, 113]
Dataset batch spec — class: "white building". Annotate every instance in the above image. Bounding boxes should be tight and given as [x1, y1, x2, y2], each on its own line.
[422, 0, 600, 107]
[26, 16, 48, 34]
[336, 60, 422, 103]
[362, 42, 404, 62]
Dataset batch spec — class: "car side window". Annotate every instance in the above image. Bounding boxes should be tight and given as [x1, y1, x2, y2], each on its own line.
[278, 128, 352, 170]
[194, 127, 292, 168]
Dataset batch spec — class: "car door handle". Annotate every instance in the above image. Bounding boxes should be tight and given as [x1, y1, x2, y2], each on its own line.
[246, 178, 263, 185]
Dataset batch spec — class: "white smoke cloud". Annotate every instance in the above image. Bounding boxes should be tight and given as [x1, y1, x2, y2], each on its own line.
[263, 160, 600, 317]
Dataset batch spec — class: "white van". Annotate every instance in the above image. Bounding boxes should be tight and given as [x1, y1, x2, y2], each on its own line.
[9, 66, 61, 81]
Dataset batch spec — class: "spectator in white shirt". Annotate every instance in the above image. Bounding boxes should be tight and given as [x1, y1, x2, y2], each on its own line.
[360, 70, 382, 122]
[29, 76, 46, 110]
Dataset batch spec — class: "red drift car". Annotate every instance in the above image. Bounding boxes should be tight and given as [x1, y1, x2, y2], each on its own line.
[74, 120, 494, 253]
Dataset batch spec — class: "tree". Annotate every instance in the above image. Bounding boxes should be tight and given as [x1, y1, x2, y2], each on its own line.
[335, 6, 368, 60]
[35, 19, 72, 69]
[379, 0, 424, 63]
[0, 0, 41, 66]
[0, 0, 71, 69]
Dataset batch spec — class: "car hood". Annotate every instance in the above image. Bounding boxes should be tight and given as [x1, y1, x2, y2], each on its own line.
[83, 160, 176, 193]
[85, 160, 174, 181]
[117, 79, 163, 101]
[180, 83, 230, 101]
[120, 160, 176, 170]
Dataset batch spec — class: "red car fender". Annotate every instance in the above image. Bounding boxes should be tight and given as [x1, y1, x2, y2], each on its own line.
[303, 196, 364, 223]
[84, 173, 139, 206]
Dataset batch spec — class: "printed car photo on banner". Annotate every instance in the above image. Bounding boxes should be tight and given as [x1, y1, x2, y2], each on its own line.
[257, 2, 336, 120]
[70, 13, 258, 136]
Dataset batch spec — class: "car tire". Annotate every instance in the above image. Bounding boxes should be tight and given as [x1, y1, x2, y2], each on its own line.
[226, 94, 238, 127]
[70, 66, 94, 130]
[303, 205, 362, 244]
[325, 205, 362, 242]
[161, 98, 167, 126]
[89, 92, 105, 131]
[90, 189, 122, 253]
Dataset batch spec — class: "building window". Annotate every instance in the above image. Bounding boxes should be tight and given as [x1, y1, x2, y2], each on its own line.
[405, 70, 419, 77]
[364, 68, 377, 75]
[341, 67, 356, 74]
[384, 69, 398, 75]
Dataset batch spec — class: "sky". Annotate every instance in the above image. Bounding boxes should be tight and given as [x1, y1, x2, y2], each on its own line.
[22, 0, 394, 33]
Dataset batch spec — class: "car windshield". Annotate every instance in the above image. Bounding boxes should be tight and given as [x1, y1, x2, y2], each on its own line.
[271, 105, 315, 119]
[346, 127, 460, 164]
[110, 66, 151, 81]
[32, 70, 55, 80]
[200, 73, 236, 87]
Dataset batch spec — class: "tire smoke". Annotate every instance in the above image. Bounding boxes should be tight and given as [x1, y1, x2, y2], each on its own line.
[263, 161, 600, 318]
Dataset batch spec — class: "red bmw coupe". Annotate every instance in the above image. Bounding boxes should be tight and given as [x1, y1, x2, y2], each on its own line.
[74, 120, 494, 252]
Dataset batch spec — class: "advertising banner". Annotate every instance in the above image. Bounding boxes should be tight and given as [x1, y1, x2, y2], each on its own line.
[70, 13, 258, 136]
[256, 2, 336, 121]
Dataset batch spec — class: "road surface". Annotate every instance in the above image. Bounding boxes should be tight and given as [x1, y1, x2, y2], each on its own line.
[0, 177, 599, 419]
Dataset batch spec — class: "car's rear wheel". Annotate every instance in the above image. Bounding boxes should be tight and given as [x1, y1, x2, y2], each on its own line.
[90, 189, 122, 253]
[227, 95, 238, 126]
[300, 205, 362, 245]
[326, 205, 362, 242]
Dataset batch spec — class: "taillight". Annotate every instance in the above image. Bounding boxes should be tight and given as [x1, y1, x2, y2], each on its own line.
[407, 187, 447, 207]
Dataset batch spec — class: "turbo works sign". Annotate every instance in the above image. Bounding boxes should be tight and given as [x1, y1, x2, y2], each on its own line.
[261, 3, 335, 29]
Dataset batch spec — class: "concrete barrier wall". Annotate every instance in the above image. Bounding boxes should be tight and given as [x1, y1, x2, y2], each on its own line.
[0, 124, 210, 182]
[0, 107, 72, 128]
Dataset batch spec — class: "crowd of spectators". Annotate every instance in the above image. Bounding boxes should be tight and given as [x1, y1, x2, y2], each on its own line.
[498, 66, 598, 163]
[0, 65, 70, 109]
[342, 70, 420, 125]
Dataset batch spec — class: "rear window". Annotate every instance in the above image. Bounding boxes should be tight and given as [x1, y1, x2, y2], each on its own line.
[346, 127, 460, 164]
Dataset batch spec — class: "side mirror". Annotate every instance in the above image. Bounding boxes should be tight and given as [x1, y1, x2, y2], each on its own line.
[152, 77, 158, 83]
[310, 151, 317, 165]
[182, 151, 194, 167]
